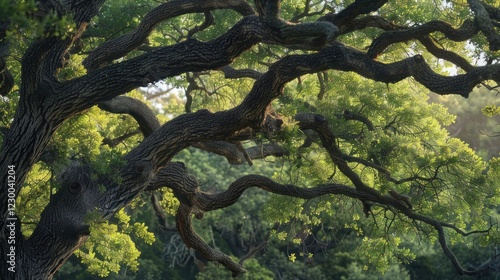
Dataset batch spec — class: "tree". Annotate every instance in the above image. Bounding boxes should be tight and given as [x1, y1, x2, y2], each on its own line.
[1, 0, 500, 278]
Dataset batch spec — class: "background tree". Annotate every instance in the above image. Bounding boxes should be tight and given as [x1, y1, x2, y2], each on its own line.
[1, 0, 500, 279]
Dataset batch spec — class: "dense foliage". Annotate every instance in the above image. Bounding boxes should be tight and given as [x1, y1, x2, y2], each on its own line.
[1, 0, 500, 279]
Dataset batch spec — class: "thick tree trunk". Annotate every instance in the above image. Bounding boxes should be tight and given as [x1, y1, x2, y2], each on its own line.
[1, 0, 500, 278]
[0, 103, 64, 278]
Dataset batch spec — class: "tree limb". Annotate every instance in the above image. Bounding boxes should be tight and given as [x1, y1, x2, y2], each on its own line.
[83, 0, 256, 71]
[468, 0, 500, 51]
[98, 96, 160, 137]
[367, 20, 478, 58]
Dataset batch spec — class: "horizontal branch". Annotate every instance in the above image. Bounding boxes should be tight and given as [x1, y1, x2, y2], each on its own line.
[193, 141, 287, 165]
[49, 16, 268, 121]
[83, 0, 256, 71]
[195, 175, 366, 211]
[191, 174, 488, 276]
[368, 19, 478, 58]
[98, 40, 500, 215]
[319, 0, 389, 28]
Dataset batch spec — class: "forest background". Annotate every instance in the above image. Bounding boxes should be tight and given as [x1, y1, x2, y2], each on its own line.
[2, 0, 500, 279]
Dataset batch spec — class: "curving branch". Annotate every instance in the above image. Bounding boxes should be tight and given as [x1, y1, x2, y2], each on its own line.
[194, 141, 287, 165]
[187, 11, 215, 38]
[7, 20, 500, 233]
[318, 0, 389, 28]
[98, 96, 160, 137]
[53, 7, 495, 125]
[339, 110, 375, 131]
[176, 203, 246, 277]
[468, 0, 500, 51]
[195, 175, 365, 211]
[50, 16, 269, 121]
[94, 42, 500, 217]
[295, 112, 381, 197]
[5, 1, 500, 278]
[98, 93, 283, 165]
[367, 19, 478, 58]
[322, 14, 475, 72]
[418, 35, 474, 71]
[83, 0, 256, 71]
[189, 173, 490, 276]
[254, 0, 339, 47]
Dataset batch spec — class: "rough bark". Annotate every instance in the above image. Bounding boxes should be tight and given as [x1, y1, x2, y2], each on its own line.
[0, 0, 499, 278]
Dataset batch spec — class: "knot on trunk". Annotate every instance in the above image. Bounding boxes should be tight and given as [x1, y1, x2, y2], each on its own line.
[35, 162, 102, 240]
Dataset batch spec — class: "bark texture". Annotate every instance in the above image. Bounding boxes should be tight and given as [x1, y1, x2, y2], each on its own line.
[0, 0, 499, 278]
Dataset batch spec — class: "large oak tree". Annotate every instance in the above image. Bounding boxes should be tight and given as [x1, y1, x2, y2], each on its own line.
[1, 0, 500, 278]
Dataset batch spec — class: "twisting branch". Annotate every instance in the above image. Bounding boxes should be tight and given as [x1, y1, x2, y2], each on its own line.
[4, 0, 500, 278]
[83, 0, 256, 71]
[318, 0, 389, 28]
[176, 203, 246, 277]
[367, 20, 478, 58]
[255, 0, 339, 47]
[53, 9, 499, 124]
[418, 35, 474, 71]
[339, 110, 375, 131]
[187, 11, 215, 38]
[195, 175, 366, 212]
[188, 173, 490, 276]
[95, 41, 500, 217]
[295, 113, 381, 197]
[98, 96, 161, 137]
[298, 112, 445, 188]
[468, 0, 500, 51]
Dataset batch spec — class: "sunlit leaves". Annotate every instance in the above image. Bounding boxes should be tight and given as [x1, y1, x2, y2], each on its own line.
[482, 104, 500, 117]
[76, 222, 141, 277]
[75, 209, 155, 277]
[157, 188, 180, 216]
[8, 0, 500, 278]
[262, 63, 498, 272]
